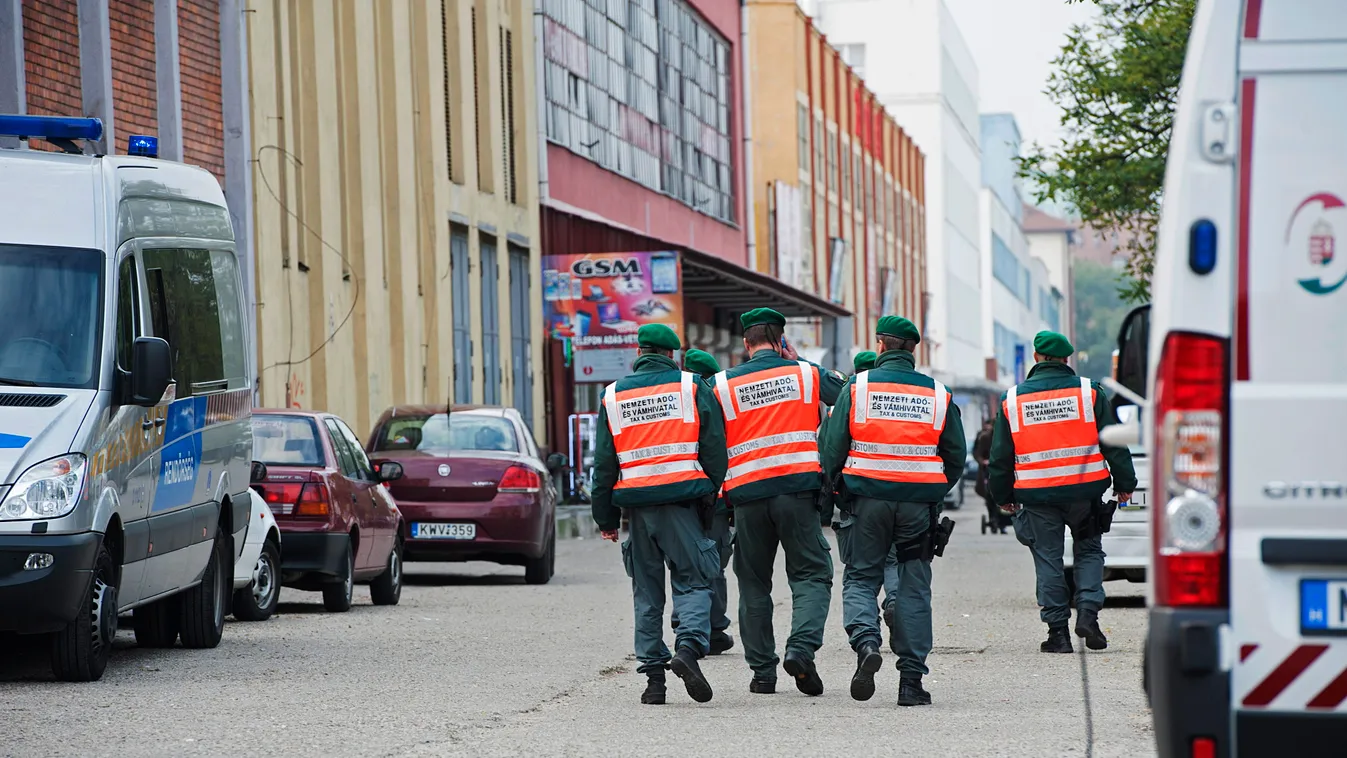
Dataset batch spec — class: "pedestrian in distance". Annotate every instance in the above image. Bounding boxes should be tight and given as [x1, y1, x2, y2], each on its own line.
[988, 331, 1137, 654]
[591, 324, 729, 705]
[973, 419, 1008, 534]
[712, 307, 847, 696]
[822, 316, 967, 706]
[668, 348, 735, 657]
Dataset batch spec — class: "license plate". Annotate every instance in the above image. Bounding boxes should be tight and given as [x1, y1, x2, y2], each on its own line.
[1301, 579, 1347, 635]
[1118, 490, 1148, 511]
[411, 522, 476, 540]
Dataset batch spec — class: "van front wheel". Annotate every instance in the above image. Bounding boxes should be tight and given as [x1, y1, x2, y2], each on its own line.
[50, 540, 118, 682]
[178, 529, 227, 648]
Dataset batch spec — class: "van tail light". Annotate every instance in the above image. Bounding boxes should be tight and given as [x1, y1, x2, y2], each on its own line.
[498, 465, 542, 494]
[294, 483, 332, 517]
[1152, 332, 1230, 608]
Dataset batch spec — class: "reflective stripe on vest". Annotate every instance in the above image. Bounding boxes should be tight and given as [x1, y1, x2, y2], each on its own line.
[842, 370, 949, 484]
[714, 361, 822, 491]
[603, 372, 709, 490]
[1004, 377, 1109, 490]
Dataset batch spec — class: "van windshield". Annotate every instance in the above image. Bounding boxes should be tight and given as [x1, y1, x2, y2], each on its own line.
[0, 245, 104, 389]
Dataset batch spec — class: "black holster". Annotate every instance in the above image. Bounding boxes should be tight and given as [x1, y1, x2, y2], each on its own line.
[696, 493, 716, 533]
[831, 473, 852, 520]
[1094, 499, 1118, 535]
[897, 505, 956, 562]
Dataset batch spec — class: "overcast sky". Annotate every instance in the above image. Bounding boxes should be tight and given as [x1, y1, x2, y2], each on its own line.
[944, 0, 1098, 152]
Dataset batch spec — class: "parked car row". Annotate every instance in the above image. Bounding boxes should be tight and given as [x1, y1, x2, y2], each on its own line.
[233, 404, 561, 617]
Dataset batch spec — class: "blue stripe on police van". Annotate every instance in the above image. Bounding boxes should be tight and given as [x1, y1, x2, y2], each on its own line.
[152, 396, 207, 513]
[0, 433, 30, 449]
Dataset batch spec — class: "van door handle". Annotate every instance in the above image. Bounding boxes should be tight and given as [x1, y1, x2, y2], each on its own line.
[142, 418, 154, 430]
[155, 417, 166, 427]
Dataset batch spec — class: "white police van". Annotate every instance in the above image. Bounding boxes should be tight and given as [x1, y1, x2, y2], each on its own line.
[0, 116, 257, 681]
[1106, 1, 1347, 754]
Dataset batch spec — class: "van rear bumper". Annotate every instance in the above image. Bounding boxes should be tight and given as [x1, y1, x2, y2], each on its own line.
[1148, 607, 1231, 757]
[0, 531, 100, 634]
[1236, 712, 1347, 757]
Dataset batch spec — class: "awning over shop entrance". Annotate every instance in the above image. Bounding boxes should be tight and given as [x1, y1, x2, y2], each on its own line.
[680, 248, 851, 320]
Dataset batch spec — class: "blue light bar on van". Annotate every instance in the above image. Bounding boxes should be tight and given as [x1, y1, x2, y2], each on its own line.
[127, 135, 158, 158]
[0, 114, 103, 142]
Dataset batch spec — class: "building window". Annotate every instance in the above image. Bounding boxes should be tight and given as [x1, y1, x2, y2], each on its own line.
[992, 234, 1020, 296]
[500, 27, 519, 204]
[797, 102, 809, 170]
[838, 43, 865, 79]
[540, 0, 735, 222]
[826, 129, 837, 192]
[480, 234, 501, 404]
[840, 138, 849, 204]
[441, 0, 462, 184]
[472, 5, 493, 193]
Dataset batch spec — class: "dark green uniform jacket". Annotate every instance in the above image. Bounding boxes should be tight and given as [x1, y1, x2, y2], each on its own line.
[821, 350, 967, 503]
[718, 348, 847, 507]
[590, 354, 729, 531]
[987, 360, 1138, 507]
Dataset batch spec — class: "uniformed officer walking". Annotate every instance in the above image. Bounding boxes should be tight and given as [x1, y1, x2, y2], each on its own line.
[713, 308, 847, 695]
[591, 325, 729, 704]
[987, 331, 1137, 653]
[852, 351, 877, 374]
[667, 348, 734, 656]
[822, 316, 966, 706]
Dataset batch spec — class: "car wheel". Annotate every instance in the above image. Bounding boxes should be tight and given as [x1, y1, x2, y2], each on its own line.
[370, 538, 403, 606]
[322, 540, 355, 612]
[179, 528, 228, 649]
[133, 596, 181, 647]
[524, 532, 555, 585]
[50, 539, 118, 682]
[233, 539, 281, 621]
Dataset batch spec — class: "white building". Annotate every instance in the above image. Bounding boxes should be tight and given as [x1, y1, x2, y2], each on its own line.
[979, 114, 1062, 385]
[806, 0, 984, 381]
[1023, 205, 1076, 344]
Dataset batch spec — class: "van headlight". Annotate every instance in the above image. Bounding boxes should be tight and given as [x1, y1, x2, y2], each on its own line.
[0, 455, 88, 521]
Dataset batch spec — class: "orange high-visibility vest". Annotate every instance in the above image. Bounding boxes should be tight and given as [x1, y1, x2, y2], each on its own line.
[713, 361, 822, 492]
[842, 371, 950, 484]
[1003, 377, 1109, 490]
[603, 372, 710, 491]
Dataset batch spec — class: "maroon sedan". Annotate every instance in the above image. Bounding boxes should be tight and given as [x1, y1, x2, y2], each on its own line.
[251, 411, 405, 611]
[365, 405, 560, 584]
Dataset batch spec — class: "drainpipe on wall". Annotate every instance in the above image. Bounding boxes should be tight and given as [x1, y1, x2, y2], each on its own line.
[533, 0, 549, 206]
[740, 0, 756, 269]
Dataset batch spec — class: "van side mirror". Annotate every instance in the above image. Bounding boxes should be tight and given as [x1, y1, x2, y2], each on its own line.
[546, 452, 568, 473]
[1113, 304, 1151, 406]
[130, 337, 173, 407]
[250, 461, 268, 483]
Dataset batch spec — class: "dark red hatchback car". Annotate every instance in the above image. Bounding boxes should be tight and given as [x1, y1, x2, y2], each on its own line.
[251, 410, 405, 611]
[365, 405, 560, 584]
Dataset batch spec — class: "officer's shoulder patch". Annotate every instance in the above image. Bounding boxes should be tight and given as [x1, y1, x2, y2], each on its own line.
[831, 370, 845, 381]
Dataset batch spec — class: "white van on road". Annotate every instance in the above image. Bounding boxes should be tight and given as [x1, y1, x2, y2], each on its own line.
[1116, 1, 1347, 754]
[0, 116, 256, 681]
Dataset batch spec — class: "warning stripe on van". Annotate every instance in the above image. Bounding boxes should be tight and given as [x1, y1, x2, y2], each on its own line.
[1240, 643, 1347, 710]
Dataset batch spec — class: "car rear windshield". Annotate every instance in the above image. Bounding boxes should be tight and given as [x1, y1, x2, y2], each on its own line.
[252, 415, 326, 466]
[372, 413, 518, 453]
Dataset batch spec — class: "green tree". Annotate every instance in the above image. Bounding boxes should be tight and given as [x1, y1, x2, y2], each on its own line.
[1020, 0, 1196, 304]
[1073, 260, 1135, 380]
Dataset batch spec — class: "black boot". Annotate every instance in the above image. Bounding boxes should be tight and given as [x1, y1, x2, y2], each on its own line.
[850, 644, 883, 701]
[782, 651, 824, 696]
[882, 601, 898, 653]
[641, 671, 667, 705]
[1075, 609, 1109, 651]
[898, 676, 932, 707]
[670, 647, 714, 703]
[708, 630, 735, 655]
[749, 676, 776, 694]
[1041, 625, 1074, 653]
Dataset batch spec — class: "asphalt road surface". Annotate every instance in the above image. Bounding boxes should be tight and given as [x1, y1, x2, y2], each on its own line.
[0, 491, 1155, 757]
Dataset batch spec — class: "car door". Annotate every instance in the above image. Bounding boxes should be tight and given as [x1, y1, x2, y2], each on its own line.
[324, 418, 377, 571]
[335, 418, 396, 561]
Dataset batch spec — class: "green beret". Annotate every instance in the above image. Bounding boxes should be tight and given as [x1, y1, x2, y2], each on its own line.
[683, 348, 721, 378]
[740, 307, 786, 330]
[637, 323, 681, 351]
[853, 351, 877, 373]
[1032, 331, 1074, 358]
[876, 315, 920, 343]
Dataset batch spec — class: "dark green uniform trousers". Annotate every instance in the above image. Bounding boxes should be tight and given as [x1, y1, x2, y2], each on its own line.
[839, 497, 936, 676]
[621, 503, 719, 674]
[671, 511, 732, 633]
[733, 491, 833, 680]
[1011, 500, 1105, 626]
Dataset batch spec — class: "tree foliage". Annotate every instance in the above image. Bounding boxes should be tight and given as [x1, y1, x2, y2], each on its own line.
[1073, 259, 1135, 380]
[1020, 0, 1195, 304]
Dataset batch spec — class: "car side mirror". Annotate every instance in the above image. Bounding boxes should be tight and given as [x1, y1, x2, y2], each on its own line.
[375, 461, 404, 483]
[546, 452, 568, 473]
[130, 337, 173, 407]
[1114, 304, 1151, 406]
[250, 461, 268, 483]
